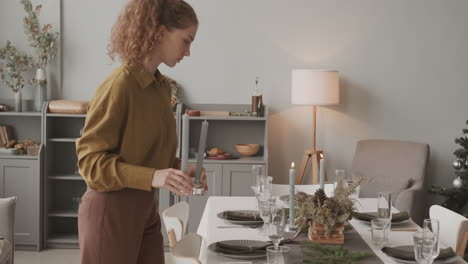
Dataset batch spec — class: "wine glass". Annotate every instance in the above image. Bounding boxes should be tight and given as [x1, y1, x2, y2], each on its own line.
[268, 206, 286, 250]
[258, 200, 271, 234]
[423, 219, 440, 263]
[377, 192, 392, 244]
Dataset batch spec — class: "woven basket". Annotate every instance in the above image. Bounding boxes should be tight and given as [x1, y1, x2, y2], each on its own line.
[26, 144, 40, 156]
[48, 100, 88, 114]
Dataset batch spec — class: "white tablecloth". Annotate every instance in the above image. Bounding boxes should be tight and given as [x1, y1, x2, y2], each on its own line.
[196, 196, 462, 264]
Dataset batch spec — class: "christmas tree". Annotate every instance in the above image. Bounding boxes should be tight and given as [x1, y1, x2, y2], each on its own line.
[430, 120, 468, 217]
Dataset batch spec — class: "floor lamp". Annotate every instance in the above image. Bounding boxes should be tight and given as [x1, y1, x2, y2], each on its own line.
[291, 69, 339, 184]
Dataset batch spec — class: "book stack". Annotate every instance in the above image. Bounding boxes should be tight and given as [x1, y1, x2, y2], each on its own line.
[0, 125, 14, 147]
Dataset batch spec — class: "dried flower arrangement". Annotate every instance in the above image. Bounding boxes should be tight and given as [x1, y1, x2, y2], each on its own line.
[296, 177, 361, 236]
[20, 0, 59, 70]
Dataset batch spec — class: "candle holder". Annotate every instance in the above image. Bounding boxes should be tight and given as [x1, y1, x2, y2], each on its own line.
[191, 180, 205, 196]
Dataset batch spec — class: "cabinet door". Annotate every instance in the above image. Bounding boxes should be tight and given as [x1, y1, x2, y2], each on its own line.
[222, 164, 265, 196]
[0, 159, 40, 246]
[186, 163, 222, 233]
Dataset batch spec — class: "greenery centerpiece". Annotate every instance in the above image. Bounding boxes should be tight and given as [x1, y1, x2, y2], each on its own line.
[20, 0, 59, 111]
[0, 41, 34, 111]
[296, 177, 360, 244]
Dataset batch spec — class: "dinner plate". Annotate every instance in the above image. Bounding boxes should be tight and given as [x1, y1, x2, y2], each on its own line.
[208, 240, 269, 260]
[353, 212, 412, 225]
[217, 210, 263, 225]
[383, 246, 459, 264]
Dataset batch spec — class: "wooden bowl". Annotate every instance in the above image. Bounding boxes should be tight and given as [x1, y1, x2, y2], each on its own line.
[235, 144, 260, 157]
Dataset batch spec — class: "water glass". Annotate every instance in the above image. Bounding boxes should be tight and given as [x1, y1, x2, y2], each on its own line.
[371, 219, 385, 248]
[423, 219, 440, 263]
[267, 245, 290, 264]
[414, 230, 437, 264]
[377, 192, 392, 243]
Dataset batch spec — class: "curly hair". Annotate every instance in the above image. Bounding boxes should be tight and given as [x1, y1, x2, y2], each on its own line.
[108, 0, 198, 68]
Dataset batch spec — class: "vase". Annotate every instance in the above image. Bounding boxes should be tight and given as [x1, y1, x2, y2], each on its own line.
[34, 68, 47, 112]
[308, 222, 345, 244]
[14, 90, 22, 112]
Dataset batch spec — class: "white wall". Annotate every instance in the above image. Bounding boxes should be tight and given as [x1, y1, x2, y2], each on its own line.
[2, 1, 468, 198]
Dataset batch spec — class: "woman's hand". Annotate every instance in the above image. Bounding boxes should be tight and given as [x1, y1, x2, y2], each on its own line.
[187, 165, 208, 191]
[152, 168, 193, 196]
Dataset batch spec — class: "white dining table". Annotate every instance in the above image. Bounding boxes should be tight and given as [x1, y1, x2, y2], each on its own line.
[196, 196, 463, 264]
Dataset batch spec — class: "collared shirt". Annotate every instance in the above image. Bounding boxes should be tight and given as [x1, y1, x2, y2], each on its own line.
[76, 65, 177, 192]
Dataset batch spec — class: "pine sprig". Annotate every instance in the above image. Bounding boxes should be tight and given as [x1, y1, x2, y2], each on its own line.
[301, 240, 373, 264]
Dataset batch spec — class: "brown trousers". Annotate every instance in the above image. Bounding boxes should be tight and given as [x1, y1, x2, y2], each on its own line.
[78, 188, 164, 264]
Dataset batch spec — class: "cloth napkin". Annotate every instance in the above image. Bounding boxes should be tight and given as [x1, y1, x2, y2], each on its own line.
[381, 246, 456, 261]
[215, 241, 269, 255]
[352, 211, 410, 223]
[223, 211, 262, 222]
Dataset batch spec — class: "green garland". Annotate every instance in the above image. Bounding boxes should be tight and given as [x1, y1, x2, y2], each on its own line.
[302, 240, 373, 264]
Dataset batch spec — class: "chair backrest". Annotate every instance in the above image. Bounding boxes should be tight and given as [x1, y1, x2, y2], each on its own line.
[351, 139, 429, 199]
[162, 201, 189, 249]
[0, 197, 16, 264]
[429, 205, 467, 255]
[271, 183, 335, 197]
[171, 233, 202, 264]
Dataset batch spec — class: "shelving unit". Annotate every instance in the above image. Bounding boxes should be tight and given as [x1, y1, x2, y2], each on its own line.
[43, 102, 86, 249]
[0, 104, 44, 251]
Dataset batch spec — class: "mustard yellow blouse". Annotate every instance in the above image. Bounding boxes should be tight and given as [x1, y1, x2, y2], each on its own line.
[76, 65, 177, 192]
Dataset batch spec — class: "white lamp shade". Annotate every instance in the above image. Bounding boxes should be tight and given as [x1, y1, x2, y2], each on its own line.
[291, 69, 339, 105]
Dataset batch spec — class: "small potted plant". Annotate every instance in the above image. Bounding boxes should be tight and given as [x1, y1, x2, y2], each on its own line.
[20, 0, 59, 111]
[296, 177, 360, 244]
[0, 41, 34, 112]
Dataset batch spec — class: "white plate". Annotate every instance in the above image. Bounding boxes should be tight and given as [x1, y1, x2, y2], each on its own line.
[217, 210, 263, 225]
[208, 240, 269, 260]
[383, 246, 459, 264]
[354, 212, 412, 226]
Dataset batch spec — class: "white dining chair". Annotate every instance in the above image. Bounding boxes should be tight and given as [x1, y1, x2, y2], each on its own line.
[429, 205, 468, 257]
[170, 233, 202, 264]
[271, 183, 335, 198]
[0, 197, 16, 264]
[162, 201, 189, 250]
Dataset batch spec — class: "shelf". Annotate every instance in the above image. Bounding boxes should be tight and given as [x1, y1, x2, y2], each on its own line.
[0, 111, 42, 116]
[47, 113, 86, 118]
[0, 154, 39, 160]
[49, 138, 78, 142]
[47, 234, 78, 244]
[189, 116, 266, 121]
[49, 175, 83, 180]
[188, 156, 266, 164]
[48, 211, 78, 218]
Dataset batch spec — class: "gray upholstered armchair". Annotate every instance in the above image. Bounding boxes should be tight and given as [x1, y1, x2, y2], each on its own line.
[0, 197, 16, 264]
[351, 139, 429, 224]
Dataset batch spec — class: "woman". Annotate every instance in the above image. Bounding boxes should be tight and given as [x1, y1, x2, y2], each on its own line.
[75, 0, 203, 263]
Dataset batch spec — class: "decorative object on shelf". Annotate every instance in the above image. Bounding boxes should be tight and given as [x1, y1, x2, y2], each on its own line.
[229, 111, 258, 117]
[295, 176, 360, 244]
[250, 77, 264, 117]
[14, 139, 38, 155]
[0, 104, 12, 112]
[187, 110, 200, 116]
[48, 100, 88, 114]
[34, 68, 47, 112]
[430, 120, 468, 217]
[20, 0, 60, 111]
[235, 143, 260, 157]
[0, 41, 34, 112]
[301, 240, 373, 264]
[291, 69, 339, 184]
[0, 126, 14, 147]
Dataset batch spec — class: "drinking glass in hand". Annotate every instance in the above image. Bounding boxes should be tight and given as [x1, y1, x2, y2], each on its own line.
[423, 219, 440, 263]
